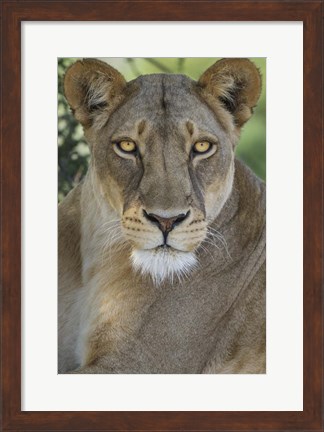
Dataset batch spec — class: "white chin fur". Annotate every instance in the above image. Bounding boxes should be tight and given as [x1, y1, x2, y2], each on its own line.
[131, 248, 197, 285]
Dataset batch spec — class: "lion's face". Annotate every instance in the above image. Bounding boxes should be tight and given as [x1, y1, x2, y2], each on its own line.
[64, 59, 261, 283]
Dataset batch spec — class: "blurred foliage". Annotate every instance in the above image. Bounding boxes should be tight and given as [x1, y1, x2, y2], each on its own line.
[58, 58, 266, 202]
[58, 58, 89, 202]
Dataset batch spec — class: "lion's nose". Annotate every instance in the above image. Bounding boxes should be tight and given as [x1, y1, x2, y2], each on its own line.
[143, 210, 190, 241]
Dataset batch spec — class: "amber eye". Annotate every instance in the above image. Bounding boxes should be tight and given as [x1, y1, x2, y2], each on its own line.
[117, 140, 137, 153]
[192, 141, 212, 154]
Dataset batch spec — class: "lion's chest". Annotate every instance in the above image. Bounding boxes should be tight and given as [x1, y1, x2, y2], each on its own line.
[77, 266, 241, 373]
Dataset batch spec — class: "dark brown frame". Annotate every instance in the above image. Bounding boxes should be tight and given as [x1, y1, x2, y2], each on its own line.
[1, 1, 323, 431]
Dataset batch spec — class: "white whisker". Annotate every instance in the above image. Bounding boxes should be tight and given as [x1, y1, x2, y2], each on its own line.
[206, 226, 232, 259]
[131, 248, 197, 286]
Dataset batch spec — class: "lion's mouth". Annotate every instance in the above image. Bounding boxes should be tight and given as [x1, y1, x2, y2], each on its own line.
[156, 244, 175, 251]
[155, 244, 189, 254]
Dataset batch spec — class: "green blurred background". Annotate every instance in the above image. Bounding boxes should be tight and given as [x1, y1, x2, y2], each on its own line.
[58, 58, 266, 202]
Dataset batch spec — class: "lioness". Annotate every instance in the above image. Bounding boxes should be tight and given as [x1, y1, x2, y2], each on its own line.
[59, 58, 265, 374]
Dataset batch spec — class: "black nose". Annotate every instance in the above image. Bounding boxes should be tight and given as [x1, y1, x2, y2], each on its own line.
[143, 210, 190, 242]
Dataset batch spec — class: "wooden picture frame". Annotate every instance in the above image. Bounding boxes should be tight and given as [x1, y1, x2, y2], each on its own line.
[1, 1, 322, 430]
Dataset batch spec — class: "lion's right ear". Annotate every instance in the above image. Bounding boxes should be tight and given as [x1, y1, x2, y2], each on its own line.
[64, 59, 127, 128]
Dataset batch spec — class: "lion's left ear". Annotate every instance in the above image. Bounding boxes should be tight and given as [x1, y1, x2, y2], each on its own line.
[198, 58, 261, 127]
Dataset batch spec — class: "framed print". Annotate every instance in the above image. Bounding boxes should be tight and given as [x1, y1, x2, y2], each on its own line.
[1, 1, 323, 431]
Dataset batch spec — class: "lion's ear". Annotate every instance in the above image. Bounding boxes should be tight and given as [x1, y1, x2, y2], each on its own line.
[64, 59, 127, 128]
[198, 58, 261, 127]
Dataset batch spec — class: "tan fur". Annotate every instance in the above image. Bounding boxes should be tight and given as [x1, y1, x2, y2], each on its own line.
[59, 59, 265, 374]
[198, 58, 262, 128]
[64, 59, 127, 128]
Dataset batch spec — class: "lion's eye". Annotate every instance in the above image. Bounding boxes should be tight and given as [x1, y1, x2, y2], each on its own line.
[117, 140, 137, 153]
[192, 141, 212, 154]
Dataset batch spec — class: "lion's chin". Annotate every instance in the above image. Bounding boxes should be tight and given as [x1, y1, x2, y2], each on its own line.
[130, 247, 198, 285]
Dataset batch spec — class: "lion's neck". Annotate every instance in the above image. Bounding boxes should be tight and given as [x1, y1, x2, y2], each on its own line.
[79, 174, 128, 284]
[206, 159, 265, 268]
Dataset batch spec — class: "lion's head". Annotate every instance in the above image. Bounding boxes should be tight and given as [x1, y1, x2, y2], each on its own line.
[64, 58, 261, 283]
